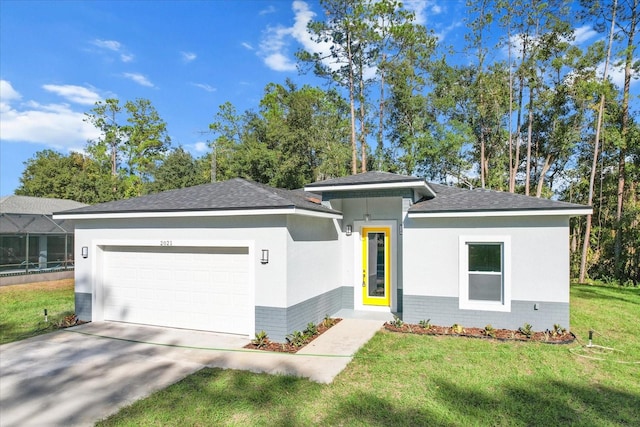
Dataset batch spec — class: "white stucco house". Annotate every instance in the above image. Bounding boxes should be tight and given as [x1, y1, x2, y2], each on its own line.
[54, 172, 591, 341]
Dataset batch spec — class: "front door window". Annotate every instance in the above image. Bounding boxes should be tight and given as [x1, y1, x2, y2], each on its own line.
[362, 227, 390, 306]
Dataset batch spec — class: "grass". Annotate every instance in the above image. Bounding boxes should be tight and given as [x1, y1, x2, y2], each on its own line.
[98, 284, 640, 426]
[0, 279, 75, 344]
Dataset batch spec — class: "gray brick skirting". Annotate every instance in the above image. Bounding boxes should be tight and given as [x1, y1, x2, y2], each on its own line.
[402, 295, 569, 331]
[75, 292, 92, 321]
[255, 286, 353, 341]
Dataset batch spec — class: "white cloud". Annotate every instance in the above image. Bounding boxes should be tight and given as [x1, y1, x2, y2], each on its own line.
[191, 83, 216, 92]
[91, 38, 134, 62]
[0, 81, 101, 150]
[241, 42, 254, 50]
[122, 73, 154, 87]
[92, 39, 121, 51]
[573, 25, 598, 45]
[193, 141, 208, 153]
[404, 0, 428, 25]
[597, 59, 639, 88]
[260, 5, 276, 15]
[42, 84, 101, 105]
[181, 51, 197, 62]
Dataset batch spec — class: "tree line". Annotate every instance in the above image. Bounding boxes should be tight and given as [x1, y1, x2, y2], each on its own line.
[16, 0, 638, 285]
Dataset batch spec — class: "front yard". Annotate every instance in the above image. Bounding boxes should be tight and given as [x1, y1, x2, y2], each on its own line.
[2, 280, 637, 425]
[0, 279, 74, 344]
[99, 284, 640, 426]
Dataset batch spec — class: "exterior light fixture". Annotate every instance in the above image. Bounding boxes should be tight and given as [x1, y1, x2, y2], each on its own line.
[399, 224, 403, 235]
[261, 249, 269, 264]
[81, 246, 89, 258]
[365, 214, 371, 222]
[346, 225, 352, 236]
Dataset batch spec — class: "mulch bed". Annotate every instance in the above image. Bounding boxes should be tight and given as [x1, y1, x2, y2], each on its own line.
[384, 323, 576, 344]
[244, 318, 342, 353]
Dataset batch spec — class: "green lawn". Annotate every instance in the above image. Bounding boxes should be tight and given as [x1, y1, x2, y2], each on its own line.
[99, 284, 640, 426]
[0, 279, 75, 344]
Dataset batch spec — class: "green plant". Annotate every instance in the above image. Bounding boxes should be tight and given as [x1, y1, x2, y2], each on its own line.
[251, 330, 269, 348]
[389, 315, 404, 328]
[483, 324, 496, 338]
[304, 322, 318, 336]
[519, 323, 534, 338]
[286, 330, 308, 347]
[418, 319, 432, 329]
[550, 323, 566, 337]
[322, 314, 336, 328]
[451, 323, 465, 334]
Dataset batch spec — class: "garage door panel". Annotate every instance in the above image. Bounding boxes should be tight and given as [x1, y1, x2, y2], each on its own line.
[102, 246, 251, 335]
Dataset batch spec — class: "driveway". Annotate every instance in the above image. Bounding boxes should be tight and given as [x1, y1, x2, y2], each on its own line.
[0, 322, 249, 427]
[0, 318, 383, 427]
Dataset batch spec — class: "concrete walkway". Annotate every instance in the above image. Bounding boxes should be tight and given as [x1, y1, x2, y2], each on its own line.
[0, 318, 384, 427]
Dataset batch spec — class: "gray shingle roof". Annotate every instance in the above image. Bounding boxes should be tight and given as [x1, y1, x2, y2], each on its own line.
[305, 171, 423, 187]
[410, 185, 589, 213]
[0, 195, 87, 215]
[57, 178, 341, 216]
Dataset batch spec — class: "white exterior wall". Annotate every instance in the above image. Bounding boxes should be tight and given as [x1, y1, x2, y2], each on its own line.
[73, 215, 289, 322]
[403, 215, 570, 303]
[285, 215, 342, 306]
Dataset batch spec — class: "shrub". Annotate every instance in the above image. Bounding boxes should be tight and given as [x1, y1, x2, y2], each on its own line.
[390, 315, 404, 328]
[304, 322, 318, 336]
[519, 323, 534, 338]
[286, 330, 308, 347]
[451, 323, 465, 334]
[418, 319, 432, 329]
[252, 330, 269, 348]
[483, 324, 496, 338]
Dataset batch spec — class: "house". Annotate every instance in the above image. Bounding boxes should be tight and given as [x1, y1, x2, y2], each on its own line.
[54, 172, 591, 341]
[1, 195, 86, 284]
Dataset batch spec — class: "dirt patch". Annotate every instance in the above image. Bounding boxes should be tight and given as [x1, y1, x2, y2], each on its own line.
[245, 318, 342, 353]
[384, 323, 575, 344]
[0, 278, 74, 292]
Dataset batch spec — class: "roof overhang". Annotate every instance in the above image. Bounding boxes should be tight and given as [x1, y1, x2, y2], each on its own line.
[305, 180, 436, 199]
[408, 207, 593, 218]
[53, 207, 343, 221]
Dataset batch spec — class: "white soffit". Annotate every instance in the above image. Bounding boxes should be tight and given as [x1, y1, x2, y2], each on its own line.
[305, 181, 436, 198]
[53, 207, 343, 221]
[408, 208, 593, 218]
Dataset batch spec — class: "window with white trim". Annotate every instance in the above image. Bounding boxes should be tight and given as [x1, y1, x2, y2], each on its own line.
[459, 236, 511, 312]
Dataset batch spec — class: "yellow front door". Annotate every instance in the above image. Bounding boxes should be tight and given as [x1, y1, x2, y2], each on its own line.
[362, 227, 391, 306]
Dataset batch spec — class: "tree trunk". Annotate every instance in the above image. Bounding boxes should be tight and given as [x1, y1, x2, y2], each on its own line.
[579, 0, 617, 283]
[536, 154, 552, 197]
[614, 0, 637, 279]
[347, 30, 358, 175]
[359, 65, 367, 173]
[525, 83, 534, 196]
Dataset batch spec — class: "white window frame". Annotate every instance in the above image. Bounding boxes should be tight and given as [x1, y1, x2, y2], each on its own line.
[459, 235, 511, 312]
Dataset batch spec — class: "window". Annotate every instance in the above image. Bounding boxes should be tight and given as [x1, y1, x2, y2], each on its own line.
[459, 236, 511, 312]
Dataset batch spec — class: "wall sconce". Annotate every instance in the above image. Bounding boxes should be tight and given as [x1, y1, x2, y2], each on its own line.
[260, 249, 269, 264]
[81, 246, 88, 259]
[365, 214, 371, 222]
[346, 225, 352, 236]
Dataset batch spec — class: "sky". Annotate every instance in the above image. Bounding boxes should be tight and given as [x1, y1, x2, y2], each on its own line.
[0, 0, 634, 196]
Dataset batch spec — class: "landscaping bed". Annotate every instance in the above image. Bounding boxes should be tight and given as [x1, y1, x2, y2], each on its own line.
[384, 321, 575, 344]
[244, 317, 342, 353]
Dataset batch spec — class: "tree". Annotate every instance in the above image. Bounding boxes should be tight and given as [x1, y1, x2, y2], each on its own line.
[149, 147, 207, 193]
[85, 98, 170, 197]
[15, 150, 115, 204]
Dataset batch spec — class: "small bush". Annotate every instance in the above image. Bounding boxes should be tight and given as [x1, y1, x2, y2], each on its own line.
[418, 319, 432, 329]
[286, 330, 308, 347]
[519, 323, 533, 338]
[451, 323, 465, 334]
[252, 330, 269, 348]
[390, 315, 404, 328]
[483, 324, 496, 338]
[304, 322, 318, 336]
[322, 315, 336, 328]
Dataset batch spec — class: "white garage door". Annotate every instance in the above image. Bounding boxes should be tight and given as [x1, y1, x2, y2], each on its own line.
[102, 246, 251, 335]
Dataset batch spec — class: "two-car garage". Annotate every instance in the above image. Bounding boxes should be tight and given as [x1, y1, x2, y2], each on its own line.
[100, 246, 252, 336]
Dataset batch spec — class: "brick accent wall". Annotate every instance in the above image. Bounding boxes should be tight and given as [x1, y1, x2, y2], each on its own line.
[255, 286, 353, 341]
[75, 292, 92, 321]
[403, 295, 569, 331]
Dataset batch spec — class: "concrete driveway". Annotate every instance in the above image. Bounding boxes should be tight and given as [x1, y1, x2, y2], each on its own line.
[0, 322, 250, 427]
[0, 318, 383, 427]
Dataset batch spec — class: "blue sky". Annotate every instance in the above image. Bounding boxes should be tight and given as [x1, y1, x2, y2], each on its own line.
[0, 1, 633, 196]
